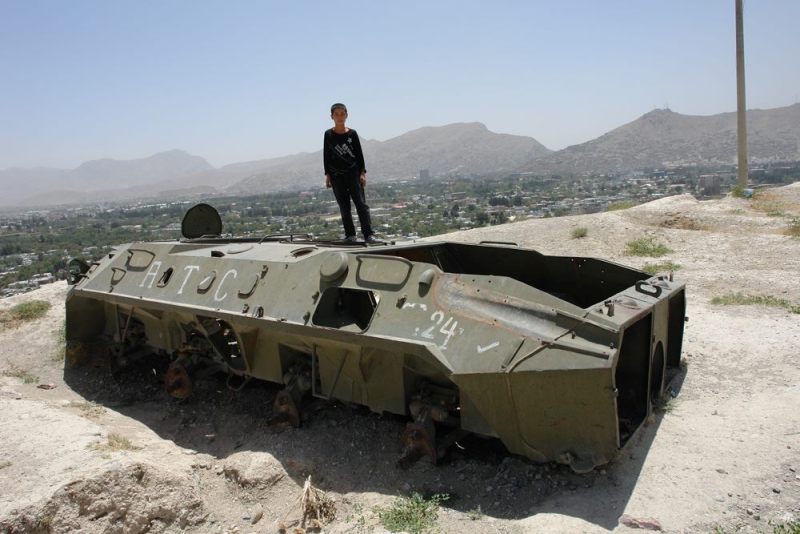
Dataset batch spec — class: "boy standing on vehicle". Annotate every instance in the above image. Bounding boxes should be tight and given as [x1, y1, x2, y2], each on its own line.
[323, 103, 378, 244]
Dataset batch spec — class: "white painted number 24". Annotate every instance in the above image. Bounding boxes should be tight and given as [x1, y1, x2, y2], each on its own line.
[420, 310, 460, 347]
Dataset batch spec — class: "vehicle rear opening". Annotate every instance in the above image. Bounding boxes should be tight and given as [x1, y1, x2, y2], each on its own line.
[365, 242, 649, 308]
[667, 290, 686, 370]
[615, 314, 651, 445]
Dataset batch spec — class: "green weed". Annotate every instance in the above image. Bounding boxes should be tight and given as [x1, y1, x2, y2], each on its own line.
[711, 293, 800, 314]
[9, 300, 51, 321]
[642, 261, 682, 275]
[771, 519, 800, 534]
[375, 493, 449, 533]
[625, 237, 672, 257]
[0, 300, 51, 331]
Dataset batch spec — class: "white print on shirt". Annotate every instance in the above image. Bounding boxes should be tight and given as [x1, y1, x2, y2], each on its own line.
[334, 142, 355, 158]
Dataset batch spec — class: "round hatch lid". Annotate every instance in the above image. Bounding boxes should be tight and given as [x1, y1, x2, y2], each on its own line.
[181, 203, 222, 239]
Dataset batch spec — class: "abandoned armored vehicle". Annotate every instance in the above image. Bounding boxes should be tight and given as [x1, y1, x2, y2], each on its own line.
[66, 203, 686, 472]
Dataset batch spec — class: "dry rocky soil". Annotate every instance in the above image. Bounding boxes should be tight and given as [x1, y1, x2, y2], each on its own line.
[1, 184, 799, 533]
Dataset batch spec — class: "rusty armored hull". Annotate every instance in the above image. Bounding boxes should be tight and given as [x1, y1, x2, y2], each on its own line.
[66, 209, 685, 471]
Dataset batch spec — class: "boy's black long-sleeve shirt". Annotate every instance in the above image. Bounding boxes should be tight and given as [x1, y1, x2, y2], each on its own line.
[323, 128, 366, 176]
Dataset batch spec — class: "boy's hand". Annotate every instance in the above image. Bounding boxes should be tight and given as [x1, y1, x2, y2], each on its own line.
[359, 172, 367, 187]
[325, 174, 331, 188]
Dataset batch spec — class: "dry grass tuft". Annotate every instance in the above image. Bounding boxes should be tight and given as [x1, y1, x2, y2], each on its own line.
[279, 476, 336, 533]
[659, 215, 707, 231]
[1, 365, 39, 384]
[786, 217, 800, 238]
[571, 226, 588, 239]
[69, 400, 106, 419]
[92, 432, 141, 452]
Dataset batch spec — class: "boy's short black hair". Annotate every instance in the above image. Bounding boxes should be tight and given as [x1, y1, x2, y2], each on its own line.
[330, 103, 347, 114]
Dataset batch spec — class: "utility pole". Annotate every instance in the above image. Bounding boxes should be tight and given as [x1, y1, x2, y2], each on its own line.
[736, 0, 748, 188]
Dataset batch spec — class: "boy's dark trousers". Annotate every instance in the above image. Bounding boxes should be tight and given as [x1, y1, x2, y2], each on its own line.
[331, 169, 373, 238]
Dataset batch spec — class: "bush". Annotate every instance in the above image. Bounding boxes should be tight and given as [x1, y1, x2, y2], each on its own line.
[10, 300, 51, 321]
[625, 237, 672, 257]
[571, 226, 588, 239]
[376, 493, 448, 533]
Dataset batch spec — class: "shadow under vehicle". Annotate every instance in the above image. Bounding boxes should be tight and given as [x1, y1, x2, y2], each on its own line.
[65, 203, 686, 473]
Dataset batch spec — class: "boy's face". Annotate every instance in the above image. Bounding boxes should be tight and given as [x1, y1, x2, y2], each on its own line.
[331, 108, 348, 126]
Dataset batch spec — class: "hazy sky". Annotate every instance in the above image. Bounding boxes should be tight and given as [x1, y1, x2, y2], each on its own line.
[2, 0, 798, 170]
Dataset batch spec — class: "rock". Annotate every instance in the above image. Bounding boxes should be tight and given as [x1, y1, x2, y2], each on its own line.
[619, 514, 663, 531]
[223, 452, 286, 488]
[251, 510, 263, 524]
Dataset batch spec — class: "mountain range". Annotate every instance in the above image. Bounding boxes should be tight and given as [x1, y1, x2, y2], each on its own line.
[2, 103, 798, 207]
[521, 103, 800, 175]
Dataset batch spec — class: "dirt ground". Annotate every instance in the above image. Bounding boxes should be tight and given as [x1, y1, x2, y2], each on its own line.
[1, 183, 799, 533]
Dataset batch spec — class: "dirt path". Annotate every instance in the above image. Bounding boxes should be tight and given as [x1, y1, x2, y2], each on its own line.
[1, 184, 798, 533]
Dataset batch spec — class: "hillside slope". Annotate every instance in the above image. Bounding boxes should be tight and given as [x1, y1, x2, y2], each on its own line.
[1, 188, 798, 532]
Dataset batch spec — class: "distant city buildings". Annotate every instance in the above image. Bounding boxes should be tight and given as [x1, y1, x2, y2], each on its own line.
[2, 161, 797, 297]
[1, 272, 56, 297]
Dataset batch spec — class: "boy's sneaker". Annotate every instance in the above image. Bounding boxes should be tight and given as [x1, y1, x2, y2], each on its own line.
[365, 235, 382, 244]
[343, 235, 359, 244]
